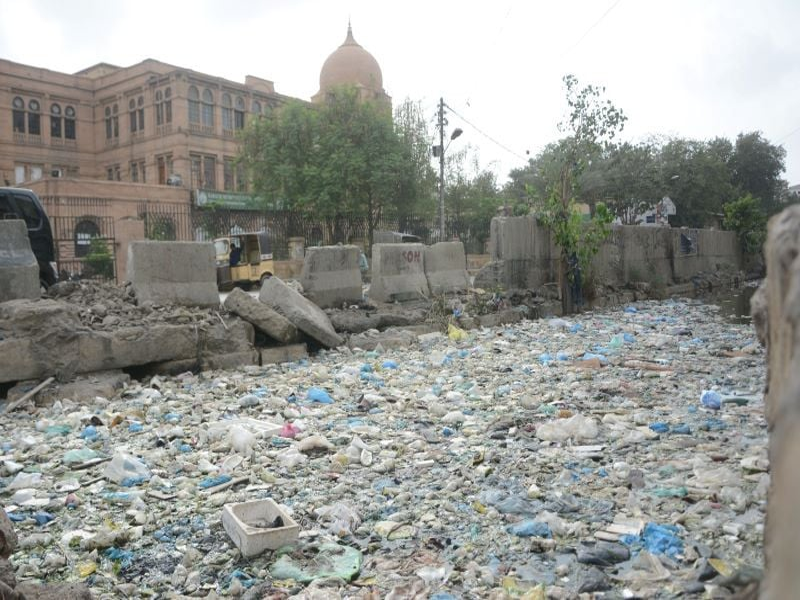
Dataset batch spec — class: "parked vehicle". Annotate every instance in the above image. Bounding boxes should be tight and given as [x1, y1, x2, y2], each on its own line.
[0, 187, 58, 287]
[214, 231, 274, 290]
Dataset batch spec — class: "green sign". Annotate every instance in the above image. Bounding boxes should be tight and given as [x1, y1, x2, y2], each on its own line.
[195, 189, 264, 210]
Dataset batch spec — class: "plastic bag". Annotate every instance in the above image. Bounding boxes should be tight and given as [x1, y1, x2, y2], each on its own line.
[229, 425, 256, 454]
[103, 451, 150, 485]
[447, 323, 468, 341]
[315, 502, 362, 537]
[536, 414, 599, 442]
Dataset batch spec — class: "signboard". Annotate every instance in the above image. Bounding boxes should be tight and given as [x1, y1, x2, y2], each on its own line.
[195, 190, 272, 211]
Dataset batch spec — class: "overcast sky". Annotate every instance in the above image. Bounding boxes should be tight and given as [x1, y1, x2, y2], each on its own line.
[2, 0, 798, 186]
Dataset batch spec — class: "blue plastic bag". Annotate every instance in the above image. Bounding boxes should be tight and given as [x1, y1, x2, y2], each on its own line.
[701, 390, 722, 410]
[307, 387, 334, 404]
[507, 520, 552, 538]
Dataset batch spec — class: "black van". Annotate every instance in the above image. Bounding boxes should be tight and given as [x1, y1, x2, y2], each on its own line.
[0, 187, 58, 287]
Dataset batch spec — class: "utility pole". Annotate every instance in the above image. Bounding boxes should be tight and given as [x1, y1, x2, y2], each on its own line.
[438, 97, 445, 243]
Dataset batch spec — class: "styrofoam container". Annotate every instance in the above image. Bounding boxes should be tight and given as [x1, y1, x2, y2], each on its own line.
[222, 498, 300, 557]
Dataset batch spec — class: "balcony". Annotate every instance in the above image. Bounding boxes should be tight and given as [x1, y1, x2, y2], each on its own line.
[13, 132, 43, 146]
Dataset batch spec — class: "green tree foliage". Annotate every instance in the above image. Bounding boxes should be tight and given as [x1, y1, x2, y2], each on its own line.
[730, 131, 787, 216]
[530, 75, 625, 313]
[84, 237, 114, 280]
[238, 87, 433, 246]
[723, 193, 767, 256]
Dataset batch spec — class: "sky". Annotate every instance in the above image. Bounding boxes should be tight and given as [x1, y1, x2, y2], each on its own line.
[2, 0, 798, 186]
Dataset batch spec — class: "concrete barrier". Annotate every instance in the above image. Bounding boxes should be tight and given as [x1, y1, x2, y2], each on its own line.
[127, 241, 219, 307]
[0, 220, 39, 302]
[300, 245, 362, 308]
[369, 243, 429, 303]
[424, 242, 470, 295]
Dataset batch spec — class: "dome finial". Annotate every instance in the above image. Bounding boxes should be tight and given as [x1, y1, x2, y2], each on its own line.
[344, 19, 356, 45]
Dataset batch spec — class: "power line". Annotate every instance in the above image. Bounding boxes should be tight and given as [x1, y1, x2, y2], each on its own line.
[444, 102, 528, 161]
[776, 123, 800, 144]
[559, 0, 623, 59]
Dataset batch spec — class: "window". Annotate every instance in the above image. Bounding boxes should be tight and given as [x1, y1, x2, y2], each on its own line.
[106, 165, 120, 181]
[105, 104, 119, 139]
[50, 103, 62, 138]
[201, 88, 214, 127]
[137, 96, 144, 131]
[13, 97, 25, 133]
[131, 161, 138, 182]
[188, 86, 200, 124]
[203, 155, 216, 189]
[65, 106, 76, 139]
[252, 100, 262, 115]
[129, 99, 137, 133]
[223, 158, 234, 191]
[157, 154, 173, 184]
[222, 93, 233, 131]
[156, 91, 163, 125]
[28, 99, 41, 136]
[14, 194, 43, 229]
[74, 219, 100, 258]
[30, 165, 43, 181]
[234, 96, 245, 130]
[190, 154, 202, 188]
[236, 163, 246, 192]
[164, 87, 172, 123]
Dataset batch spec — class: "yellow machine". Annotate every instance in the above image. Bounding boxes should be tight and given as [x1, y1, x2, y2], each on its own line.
[214, 231, 274, 290]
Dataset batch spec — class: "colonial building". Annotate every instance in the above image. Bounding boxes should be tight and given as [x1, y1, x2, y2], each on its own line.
[0, 23, 390, 281]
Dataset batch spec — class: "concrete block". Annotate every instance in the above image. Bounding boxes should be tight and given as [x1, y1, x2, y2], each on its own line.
[259, 276, 343, 348]
[369, 243, 429, 303]
[348, 328, 417, 351]
[260, 343, 308, 365]
[0, 220, 39, 302]
[424, 242, 469, 295]
[223, 287, 299, 343]
[222, 498, 300, 557]
[201, 350, 260, 371]
[300, 245, 362, 308]
[127, 241, 219, 307]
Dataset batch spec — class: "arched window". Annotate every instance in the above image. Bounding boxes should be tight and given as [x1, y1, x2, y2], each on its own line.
[75, 219, 101, 258]
[64, 106, 76, 140]
[12, 97, 25, 133]
[27, 99, 41, 136]
[234, 96, 245, 130]
[188, 86, 200, 124]
[252, 100, 262, 114]
[105, 103, 119, 139]
[129, 95, 144, 133]
[201, 88, 214, 127]
[163, 87, 172, 124]
[222, 93, 233, 131]
[50, 103, 62, 138]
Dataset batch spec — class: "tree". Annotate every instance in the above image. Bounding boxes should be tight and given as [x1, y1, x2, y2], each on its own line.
[393, 98, 438, 221]
[239, 86, 428, 248]
[723, 193, 767, 257]
[532, 75, 625, 314]
[602, 142, 661, 224]
[729, 131, 787, 216]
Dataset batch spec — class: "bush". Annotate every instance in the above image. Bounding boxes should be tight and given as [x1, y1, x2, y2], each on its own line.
[723, 194, 767, 256]
[84, 237, 114, 280]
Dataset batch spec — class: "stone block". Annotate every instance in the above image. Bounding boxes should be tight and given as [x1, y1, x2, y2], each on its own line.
[0, 220, 39, 303]
[224, 287, 299, 343]
[369, 243, 429, 303]
[424, 242, 470, 295]
[260, 343, 309, 365]
[127, 241, 219, 307]
[348, 328, 417, 351]
[259, 276, 343, 348]
[300, 245, 363, 308]
[201, 350, 260, 371]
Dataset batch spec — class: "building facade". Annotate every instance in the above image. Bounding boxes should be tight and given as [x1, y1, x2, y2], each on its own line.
[0, 23, 391, 281]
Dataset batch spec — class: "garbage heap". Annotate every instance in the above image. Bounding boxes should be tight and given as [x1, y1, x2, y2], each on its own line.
[0, 295, 766, 598]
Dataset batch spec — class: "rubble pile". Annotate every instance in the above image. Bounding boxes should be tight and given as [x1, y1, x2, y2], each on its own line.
[0, 298, 766, 597]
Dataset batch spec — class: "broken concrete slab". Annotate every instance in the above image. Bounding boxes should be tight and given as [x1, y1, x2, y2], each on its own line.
[0, 220, 39, 303]
[348, 328, 418, 351]
[223, 287, 299, 343]
[127, 241, 219, 308]
[261, 343, 309, 365]
[300, 245, 363, 308]
[259, 276, 343, 348]
[201, 350, 260, 371]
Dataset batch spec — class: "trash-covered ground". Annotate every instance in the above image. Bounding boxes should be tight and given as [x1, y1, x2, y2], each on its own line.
[1, 298, 766, 598]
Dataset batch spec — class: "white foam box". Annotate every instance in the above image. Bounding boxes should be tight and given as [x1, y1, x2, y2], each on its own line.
[222, 498, 300, 557]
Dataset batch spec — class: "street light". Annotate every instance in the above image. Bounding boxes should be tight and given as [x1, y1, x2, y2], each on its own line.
[435, 97, 463, 242]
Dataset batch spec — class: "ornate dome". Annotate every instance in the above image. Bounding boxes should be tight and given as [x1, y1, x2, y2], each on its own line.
[317, 24, 384, 95]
